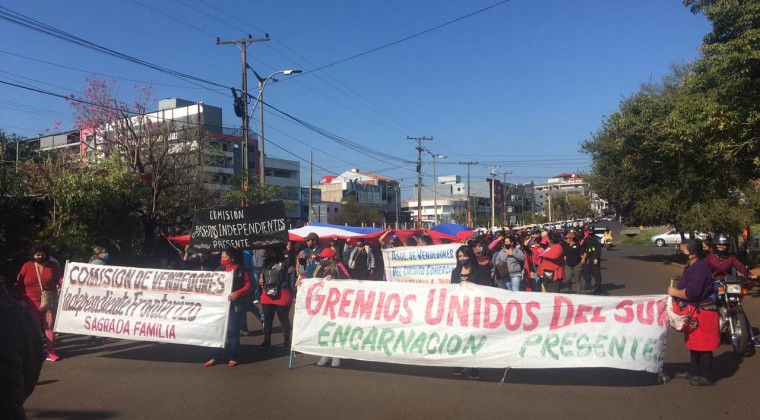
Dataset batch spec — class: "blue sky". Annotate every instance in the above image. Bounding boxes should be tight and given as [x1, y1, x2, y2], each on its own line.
[0, 1, 710, 199]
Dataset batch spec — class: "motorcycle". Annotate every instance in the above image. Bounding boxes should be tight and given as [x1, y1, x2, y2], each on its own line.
[715, 275, 750, 355]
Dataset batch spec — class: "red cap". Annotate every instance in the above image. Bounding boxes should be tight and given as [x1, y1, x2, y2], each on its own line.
[316, 248, 336, 259]
[540, 237, 549, 245]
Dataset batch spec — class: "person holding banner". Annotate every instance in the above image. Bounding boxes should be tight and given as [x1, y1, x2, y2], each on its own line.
[537, 232, 565, 293]
[204, 247, 251, 367]
[308, 248, 351, 368]
[258, 247, 292, 348]
[85, 245, 109, 345]
[450, 245, 491, 287]
[491, 235, 525, 291]
[668, 238, 720, 386]
[16, 245, 62, 362]
[348, 239, 375, 280]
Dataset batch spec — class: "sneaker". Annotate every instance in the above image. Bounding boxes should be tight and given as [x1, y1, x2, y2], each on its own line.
[316, 357, 329, 367]
[674, 371, 692, 380]
[253, 299, 261, 304]
[689, 376, 714, 386]
[450, 367, 468, 376]
[228, 360, 239, 367]
[754, 339, 760, 348]
[330, 358, 341, 368]
[46, 353, 61, 362]
[239, 329, 249, 336]
[468, 368, 481, 380]
[203, 359, 218, 367]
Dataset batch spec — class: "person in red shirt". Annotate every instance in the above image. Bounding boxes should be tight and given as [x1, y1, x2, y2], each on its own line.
[16, 244, 62, 362]
[204, 247, 250, 367]
[537, 232, 565, 293]
[257, 247, 293, 349]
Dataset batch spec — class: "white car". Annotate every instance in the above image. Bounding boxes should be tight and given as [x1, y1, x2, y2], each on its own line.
[650, 230, 707, 247]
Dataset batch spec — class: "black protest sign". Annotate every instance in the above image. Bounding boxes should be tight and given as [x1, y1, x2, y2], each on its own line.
[189, 201, 288, 251]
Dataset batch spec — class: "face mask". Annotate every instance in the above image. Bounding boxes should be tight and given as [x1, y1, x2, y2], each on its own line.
[476, 246, 484, 254]
[459, 257, 471, 267]
[320, 259, 330, 267]
[102, 252, 110, 261]
[356, 242, 365, 248]
[220, 257, 232, 266]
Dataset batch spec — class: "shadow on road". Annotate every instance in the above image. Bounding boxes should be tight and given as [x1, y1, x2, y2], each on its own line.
[26, 409, 118, 419]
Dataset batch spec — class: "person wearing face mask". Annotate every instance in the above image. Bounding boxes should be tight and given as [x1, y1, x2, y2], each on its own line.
[85, 245, 110, 345]
[492, 235, 525, 291]
[308, 248, 350, 367]
[203, 247, 250, 367]
[537, 232, 566, 293]
[348, 239, 375, 280]
[257, 247, 292, 348]
[297, 232, 323, 280]
[16, 244, 62, 362]
[450, 245, 490, 379]
[451, 245, 491, 286]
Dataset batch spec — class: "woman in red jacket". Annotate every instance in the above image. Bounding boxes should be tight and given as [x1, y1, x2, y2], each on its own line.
[204, 247, 250, 367]
[537, 232, 565, 293]
[16, 244, 62, 361]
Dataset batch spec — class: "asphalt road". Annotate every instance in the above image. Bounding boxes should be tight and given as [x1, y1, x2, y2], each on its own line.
[24, 238, 760, 420]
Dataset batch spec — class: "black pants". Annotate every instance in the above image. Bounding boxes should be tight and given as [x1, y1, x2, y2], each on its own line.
[582, 264, 602, 293]
[689, 350, 714, 382]
[262, 304, 292, 345]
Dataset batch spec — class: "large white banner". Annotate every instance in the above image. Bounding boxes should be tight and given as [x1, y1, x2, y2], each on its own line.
[293, 279, 669, 373]
[382, 243, 460, 284]
[55, 262, 233, 348]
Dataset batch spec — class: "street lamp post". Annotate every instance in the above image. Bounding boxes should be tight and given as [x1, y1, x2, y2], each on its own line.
[249, 69, 302, 186]
[427, 151, 446, 225]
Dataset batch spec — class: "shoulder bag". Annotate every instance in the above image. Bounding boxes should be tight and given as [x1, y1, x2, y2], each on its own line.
[36, 263, 58, 311]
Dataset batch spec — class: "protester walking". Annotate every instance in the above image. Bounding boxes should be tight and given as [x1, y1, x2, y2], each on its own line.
[86, 245, 109, 344]
[561, 230, 583, 293]
[16, 244, 62, 362]
[537, 232, 565, 293]
[204, 247, 250, 367]
[581, 226, 603, 294]
[492, 235, 525, 291]
[450, 245, 490, 379]
[0, 277, 45, 420]
[668, 239, 720, 386]
[309, 248, 350, 367]
[258, 247, 293, 348]
[348, 239, 375, 280]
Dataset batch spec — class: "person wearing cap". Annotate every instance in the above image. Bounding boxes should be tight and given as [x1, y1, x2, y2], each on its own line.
[580, 226, 603, 294]
[297, 232, 323, 280]
[310, 248, 350, 367]
[561, 230, 583, 293]
[348, 239, 375, 280]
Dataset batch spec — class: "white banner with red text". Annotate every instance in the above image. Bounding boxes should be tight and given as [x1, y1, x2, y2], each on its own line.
[382, 243, 460, 284]
[54, 262, 233, 348]
[292, 279, 669, 373]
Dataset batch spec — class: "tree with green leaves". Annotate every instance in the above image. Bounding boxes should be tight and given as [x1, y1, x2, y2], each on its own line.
[583, 0, 760, 235]
[0, 161, 36, 280]
[335, 196, 382, 226]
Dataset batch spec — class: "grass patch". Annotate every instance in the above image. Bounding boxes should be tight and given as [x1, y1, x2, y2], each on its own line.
[619, 228, 668, 246]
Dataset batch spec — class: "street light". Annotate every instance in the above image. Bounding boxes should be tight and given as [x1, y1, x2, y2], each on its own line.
[426, 150, 446, 225]
[249, 68, 302, 186]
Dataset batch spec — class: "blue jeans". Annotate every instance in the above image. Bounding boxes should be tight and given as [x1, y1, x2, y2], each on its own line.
[496, 274, 523, 291]
[212, 309, 242, 361]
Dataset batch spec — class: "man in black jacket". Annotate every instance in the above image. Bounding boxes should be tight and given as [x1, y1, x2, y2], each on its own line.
[581, 226, 603, 294]
[0, 276, 44, 419]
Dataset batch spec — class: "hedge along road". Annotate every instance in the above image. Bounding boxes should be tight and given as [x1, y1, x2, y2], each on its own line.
[24, 243, 760, 419]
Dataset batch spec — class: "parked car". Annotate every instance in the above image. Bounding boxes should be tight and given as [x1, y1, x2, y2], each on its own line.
[650, 230, 708, 247]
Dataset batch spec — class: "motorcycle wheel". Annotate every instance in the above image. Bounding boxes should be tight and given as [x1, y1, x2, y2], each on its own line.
[730, 312, 749, 356]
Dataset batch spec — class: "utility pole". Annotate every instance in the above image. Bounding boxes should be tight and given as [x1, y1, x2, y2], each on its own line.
[531, 181, 536, 224]
[216, 34, 270, 199]
[408, 136, 433, 228]
[490, 167, 497, 229]
[459, 161, 478, 226]
[308, 150, 313, 224]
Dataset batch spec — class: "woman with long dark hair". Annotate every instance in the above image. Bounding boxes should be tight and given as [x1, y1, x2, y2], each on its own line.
[258, 247, 292, 348]
[204, 247, 250, 367]
[668, 238, 719, 386]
